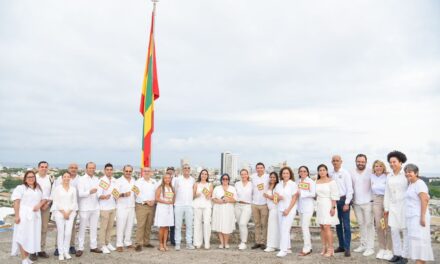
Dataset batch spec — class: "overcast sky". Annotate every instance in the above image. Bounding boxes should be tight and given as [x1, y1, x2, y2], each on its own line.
[1, 0, 439, 173]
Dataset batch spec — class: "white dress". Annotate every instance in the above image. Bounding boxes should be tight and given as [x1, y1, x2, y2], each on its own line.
[316, 180, 340, 226]
[212, 185, 237, 234]
[384, 169, 408, 229]
[265, 188, 279, 249]
[154, 186, 175, 227]
[405, 179, 434, 261]
[11, 185, 43, 255]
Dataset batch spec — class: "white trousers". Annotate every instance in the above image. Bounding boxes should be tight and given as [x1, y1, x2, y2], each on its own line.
[78, 210, 100, 250]
[116, 207, 135, 247]
[234, 204, 252, 243]
[391, 227, 408, 257]
[193, 207, 212, 248]
[55, 211, 76, 255]
[266, 207, 280, 249]
[353, 203, 375, 250]
[300, 212, 313, 252]
[277, 208, 295, 252]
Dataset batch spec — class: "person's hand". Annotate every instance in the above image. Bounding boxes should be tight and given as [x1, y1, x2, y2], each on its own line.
[343, 204, 349, 212]
[276, 193, 284, 200]
[33, 205, 40, 211]
[106, 194, 112, 199]
[125, 192, 131, 197]
[383, 211, 389, 218]
[90, 188, 97, 194]
[146, 201, 155, 207]
[64, 211, 70, 220]
[420, 217, 426, 227]
[282, 209, 290, 216]
[263, 193, 269, 198]
[330, 208, 336, 217]
[41, 203, 49, 211]
[15, 215, 20, 224]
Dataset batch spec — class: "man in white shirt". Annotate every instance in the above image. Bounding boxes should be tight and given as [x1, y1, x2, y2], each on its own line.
[330, 155, 353, 257]
[97, 163, 117, 254]
[250, 162, 269, 250]
[134, 166, 157, 251]
[76, 162, 102, 256]
[115, 165, 136, 252]
[351, 154, 375, 257]
[54, 163, 80, 256]
[174, 164, 195, 250]
[30, 161, 53, 261]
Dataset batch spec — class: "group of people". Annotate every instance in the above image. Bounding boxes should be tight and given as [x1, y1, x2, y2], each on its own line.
[10, 150, 435, 264]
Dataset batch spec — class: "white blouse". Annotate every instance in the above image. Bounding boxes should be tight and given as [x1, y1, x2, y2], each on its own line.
[384, 169, 408, 229]
[274, 180, 298, 212]
[51, 185, 78, 212]
[235, 181, 252, 204]
[297, 177, 316, 214]
[11, 185, 43, 209]
[192, 182, 212, 208]
[405, 179, 429, 218]
[370, 173, 387, 196]
[213, 185, 237, 201]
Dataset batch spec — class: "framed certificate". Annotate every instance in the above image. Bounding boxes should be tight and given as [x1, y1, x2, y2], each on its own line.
[111, 188, 120, 199]
[224, 191, 233, 198]
[99, 180, 109, 190]
[298, 182, 310, 190]
[132, 185, 140, 196]
[257, 183, 264, 191]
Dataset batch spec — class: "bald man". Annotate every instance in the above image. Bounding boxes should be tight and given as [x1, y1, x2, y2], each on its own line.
[330, 155, 354, 257]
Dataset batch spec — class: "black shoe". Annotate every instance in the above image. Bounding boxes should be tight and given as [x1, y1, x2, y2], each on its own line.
[344, 250, 351, 257]
[260, 244, 266, 250]
[400, 258, 408, 264]
[29, 254, 37, 261]
[69, 246, 77, 255]
[388, 255, 402, 262]
[251, 244, 261, 249]
[54, 248, 59, 256]
[37, 251, 49, 258]
[335, 247, 345, 253]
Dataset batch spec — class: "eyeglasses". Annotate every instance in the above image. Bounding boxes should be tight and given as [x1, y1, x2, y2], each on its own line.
[26, 176, 36, 179]
[222, 178, 229, 181]
[183, 167, 190, 169]
[125, 170, 133, 173]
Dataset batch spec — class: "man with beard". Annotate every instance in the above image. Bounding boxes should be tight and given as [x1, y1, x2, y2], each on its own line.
[351, 154, 375, 257]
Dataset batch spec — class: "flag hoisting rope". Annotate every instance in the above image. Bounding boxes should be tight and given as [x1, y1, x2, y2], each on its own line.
[140, 0, 160, 168]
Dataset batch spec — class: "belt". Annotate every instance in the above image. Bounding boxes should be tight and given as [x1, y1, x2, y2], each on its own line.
[136, 202, 154, 206]
[340, 195, 346, 199]
[238, 201, 250, 204]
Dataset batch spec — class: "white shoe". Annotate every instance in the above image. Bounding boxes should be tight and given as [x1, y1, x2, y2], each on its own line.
[58, 254, 65, 261]
[186, 244, 195, 250]
[218, 244, 224, 249]
[26, 258, 33, 264]
[238, 243, 247, 250]
[382, 250, 394, 261]
[102, 246, 110, 254]
[64, 253, 72, 260]
[175, 244, 181, 251]
[286, 249, 292, 254]
[276, 251, 287, 258]
[363, 249, 375, 257]
[225, 244, 230, 249]
[107, 244, 116, 251]
[353, 246, 366, 253]
[376, 249, 385, 259]
[264, 247, 275, 252]
[204, 245, 210, 250]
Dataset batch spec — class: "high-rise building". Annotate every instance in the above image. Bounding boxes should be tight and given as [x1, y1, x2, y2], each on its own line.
[220, 151, 239, 182]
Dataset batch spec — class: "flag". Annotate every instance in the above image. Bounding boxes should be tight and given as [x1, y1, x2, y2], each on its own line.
[140, 6, 160, 168]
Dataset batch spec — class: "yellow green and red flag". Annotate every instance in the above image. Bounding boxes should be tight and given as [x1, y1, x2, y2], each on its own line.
[140, 7, 160, 168]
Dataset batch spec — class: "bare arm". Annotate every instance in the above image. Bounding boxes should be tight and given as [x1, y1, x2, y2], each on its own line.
[419, 192, 429, 227]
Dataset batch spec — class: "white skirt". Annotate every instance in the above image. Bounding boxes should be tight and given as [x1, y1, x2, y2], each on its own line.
[11, 206, 41, 255]
[266, 207, 279, 249]
[406, 215, 434, 261]
[154, 203, 174, 227]
[316, 197, 339, 226]
[212, 203, 235, 234]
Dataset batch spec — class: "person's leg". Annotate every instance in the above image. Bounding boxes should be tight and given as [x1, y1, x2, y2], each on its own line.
[78, 211, 89, 251]
[193, 208, 202, 247]
[203, 207, 211, 248]
[336, 199, 344, 249]
[40, 207, 50, 252]
[260, 205, 269, 246]
[55, 212, 66, 255]
[353, 204, 366, 249]
[324, 225, 334, 256]
[107, 209, 116, 246]
[320, 225, 326, 255]
[185, 206, 194, 245]
[116, 208, 126, 247]
[69, 213, 78, 248]
[342, 204, 351, 251]
[174, 206, 183, 246]
[363, 203, 375, 251]
[238, 205, 249, 244]
[124, 208, 135, 246]
[234, 205, 244, 242]
[251, 205, 261, 245]
[144, 206, 154, 246]
[278, 211, 287, 252]
[391, 227, 402, 257]
[402, 229, 408, 259]
[163, 227, 169, 248]
[373, 197, 385, 250]
[135, 204, 147, 246]
[218, 233, 224, 246]
[224, 234, 230, 246]
[301, 212, 313, 253]
[158, 228, 164, 249]
[99, 210, 110, 248]
[89, 209, 100, 250]
[64, 213, 75, 255]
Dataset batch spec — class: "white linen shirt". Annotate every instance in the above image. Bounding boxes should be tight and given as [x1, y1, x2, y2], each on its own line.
[274, 180, 298, 212]
[135, 177, 158, 204]
[251, 173, 269, 205]
[51, 185, 78, 212]
[384, 169, 408, 229]
[297, 177, 316, 214]
[77, 174, 100, 211]
[116, 176, 136, 209]
[329, 168, 353, 205]
[96, 176, 117, 210]
[36, 173, 53, 200]
[370, 173, 387, 196]
[235, 181, 253, 204]
[405, 179, 429, 218]
[352, 168, 373, 205]
[174, 175, 195, 206]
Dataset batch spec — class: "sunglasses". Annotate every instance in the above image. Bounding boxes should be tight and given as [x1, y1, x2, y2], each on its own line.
[125, 170, 133, 173]
[222, 178, 229, 181]
[183, 167, 190, 169]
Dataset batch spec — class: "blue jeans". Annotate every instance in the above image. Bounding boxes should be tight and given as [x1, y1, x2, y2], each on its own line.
[174, 205, 194, 245]
[336, 198, 351, 250]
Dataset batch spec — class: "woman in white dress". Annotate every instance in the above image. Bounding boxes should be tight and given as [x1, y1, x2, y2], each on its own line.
[234, 169, 253, 250]
[384, 151, 409, 263]
[11, 171, 45, 264]
[315, 164, 340, 257]
[263, 172, 279, 252]
[154, 172, 175, 251]
[370, 160, 393, 260]
[404, 164, 434, 264]
[297, 165, 316, 256]
[275, 167, 299, 258]
[192, 169, 213, 249]
[51, 172, 78, 260]
[212, 173, 237, 249]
